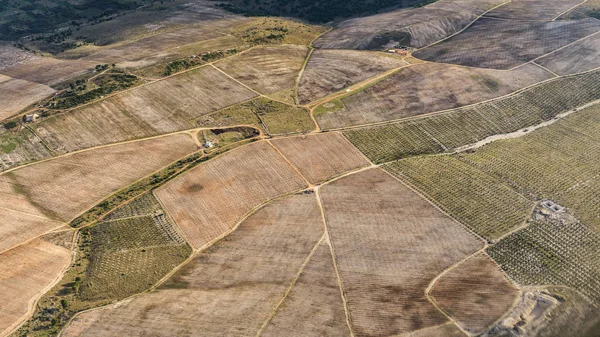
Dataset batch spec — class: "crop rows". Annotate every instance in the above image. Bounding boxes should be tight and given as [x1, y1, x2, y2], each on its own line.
[103, 192, 161, 221]
[344, 69, 600, 163]
[80, 197, 191, 301]
[385, 156, 533, 240]
[488, 220, 600, 304]
[461, 103, 600, 229]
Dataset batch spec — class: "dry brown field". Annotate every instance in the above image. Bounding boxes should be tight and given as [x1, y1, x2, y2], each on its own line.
[0, 58, 96, 86]
[0, 208, 62, 254]
[261, 241, 350, 337]
[0, 238, 71, 336]
[430, 253, 518, 334]
[270, 132, 370, 184]
[313, 0, 504, 50]
[484, 0, 584, 20]
[297, 50, 407, 104]
[319, 168, 483, 336]
[316, 62, 552, 129]
[409, 323, 468, 337]
[558, 0, 600, 19]
[5, 133, 197, 222]
[33, 66, 256, 153]
[215, 45, 309, 103]
[0, 75, 55, 120]
[413, 18, 600, 69]
[536, 33, 600, 75]
[61, 193, 323, 337]
[155, 141, 307, 249]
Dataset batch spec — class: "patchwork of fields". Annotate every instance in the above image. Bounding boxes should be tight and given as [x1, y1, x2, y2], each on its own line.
[4, 0, 600, 336]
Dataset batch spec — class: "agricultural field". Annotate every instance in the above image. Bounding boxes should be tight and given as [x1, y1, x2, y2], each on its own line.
[536, 33, 600, 75]
[196, 97, 313, 135]
[313, 0, 505, 50]
[0, 58, 96, 86]
[430, 253, 519, 334]
[0, 238, 71, 336]
[270, 132, 370, 184]
[413, 17, 600, 69]
[316, 62, 552, 129]
[0, 75, 56, 120]
[261, 241, 350, 337]
[17, 192, 192, 336]
[488, 219, 600, 306]
[4, 133, 198, 221]
[484, 0, 585, 20]
[297, 50, 407, 104]
[29, 66, 256, 154]
[215, 45, 308, 104]
[319, 168, 483, 335]
[343, 68, 600, 163]
[410, 323, 468, 337]
[0, 128, 53, 171]
[558, 0, 600, 20]
[60, 193, 324, 336]
[385, 156, 533, 240]
[155, 141, 307, 249]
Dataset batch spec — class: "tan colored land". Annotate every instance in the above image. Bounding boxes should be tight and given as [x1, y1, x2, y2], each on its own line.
[261, 241, 350, 336]
[484, 0, 584, 20]
[297, 50, 407, 104]
[5, 133, 198, 221]
[319, 168, 483, 336]
[316, 62, 553, 129]
[155, 141, 307, 249]
[408, 323, 468, 337]
[430, 253, 519, 334]
[215, 45, 309, 103]
[34, 66, 256, 153]
[0, 75, 56, 120]
[270, 132, 370, 184]
[0, 58, 96, 86]
[0, 208, 62, 253]
[62, 193, 323, 337]
[0, 238, 71, 336]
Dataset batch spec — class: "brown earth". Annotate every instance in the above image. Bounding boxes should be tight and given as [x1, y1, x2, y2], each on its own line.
[155, 141, 307, 249]
[319, 168, 483, 336]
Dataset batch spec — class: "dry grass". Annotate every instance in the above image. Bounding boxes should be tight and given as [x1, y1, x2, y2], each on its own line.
[0, 208, 62, 253]
[215, 45, 309, 103]
[0, 238, 70, 336]
[316, 62, 552, 129]
[0, 75, 55, 120]
[313, 0, 504, 50]
[0, 127, 53, 172]
[536, 33, 600, 75]
[5, 133, 198, 221]
[320, 168, 483, 336]
[298, 50, 407, 104]
[62, 193, 323, 337]
[155, 141, 307, 249]
[270, 132, 370, 184]
[33, 66, 256, 153]
[414, 18, 600, 69]
[484, 0, 584, 20]
[0, 58, 95, 86]
[410, 323, 468, 337]
[430, 253, 519, 334]
[262, 241, 350, 337]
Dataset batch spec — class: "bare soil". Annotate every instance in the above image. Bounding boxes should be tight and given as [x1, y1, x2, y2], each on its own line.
[155, 141, 307, 249]
[537, 33, 600, 75]
[320, 168, 483, 336]
[0, 75, 56, 120]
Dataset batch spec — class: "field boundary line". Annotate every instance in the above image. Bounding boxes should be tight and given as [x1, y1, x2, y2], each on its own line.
[0, 205, 63, 222]
[315, 186, 355, 337]
[381, 167, 488, 244]
[256, 234, 327, 336]
[414, 0, 512, 52]
[333, 65, 600, 132]
[553, 0, 590, 20]
[2, 229, 77, 337]
[510, 30, 600, 71]
[403, 322, 457, 337]
[532, 61, 560, 77]
[0, 222, 68, 256]
[24, 125, 55, 155]
[266, 140, 312, 187]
